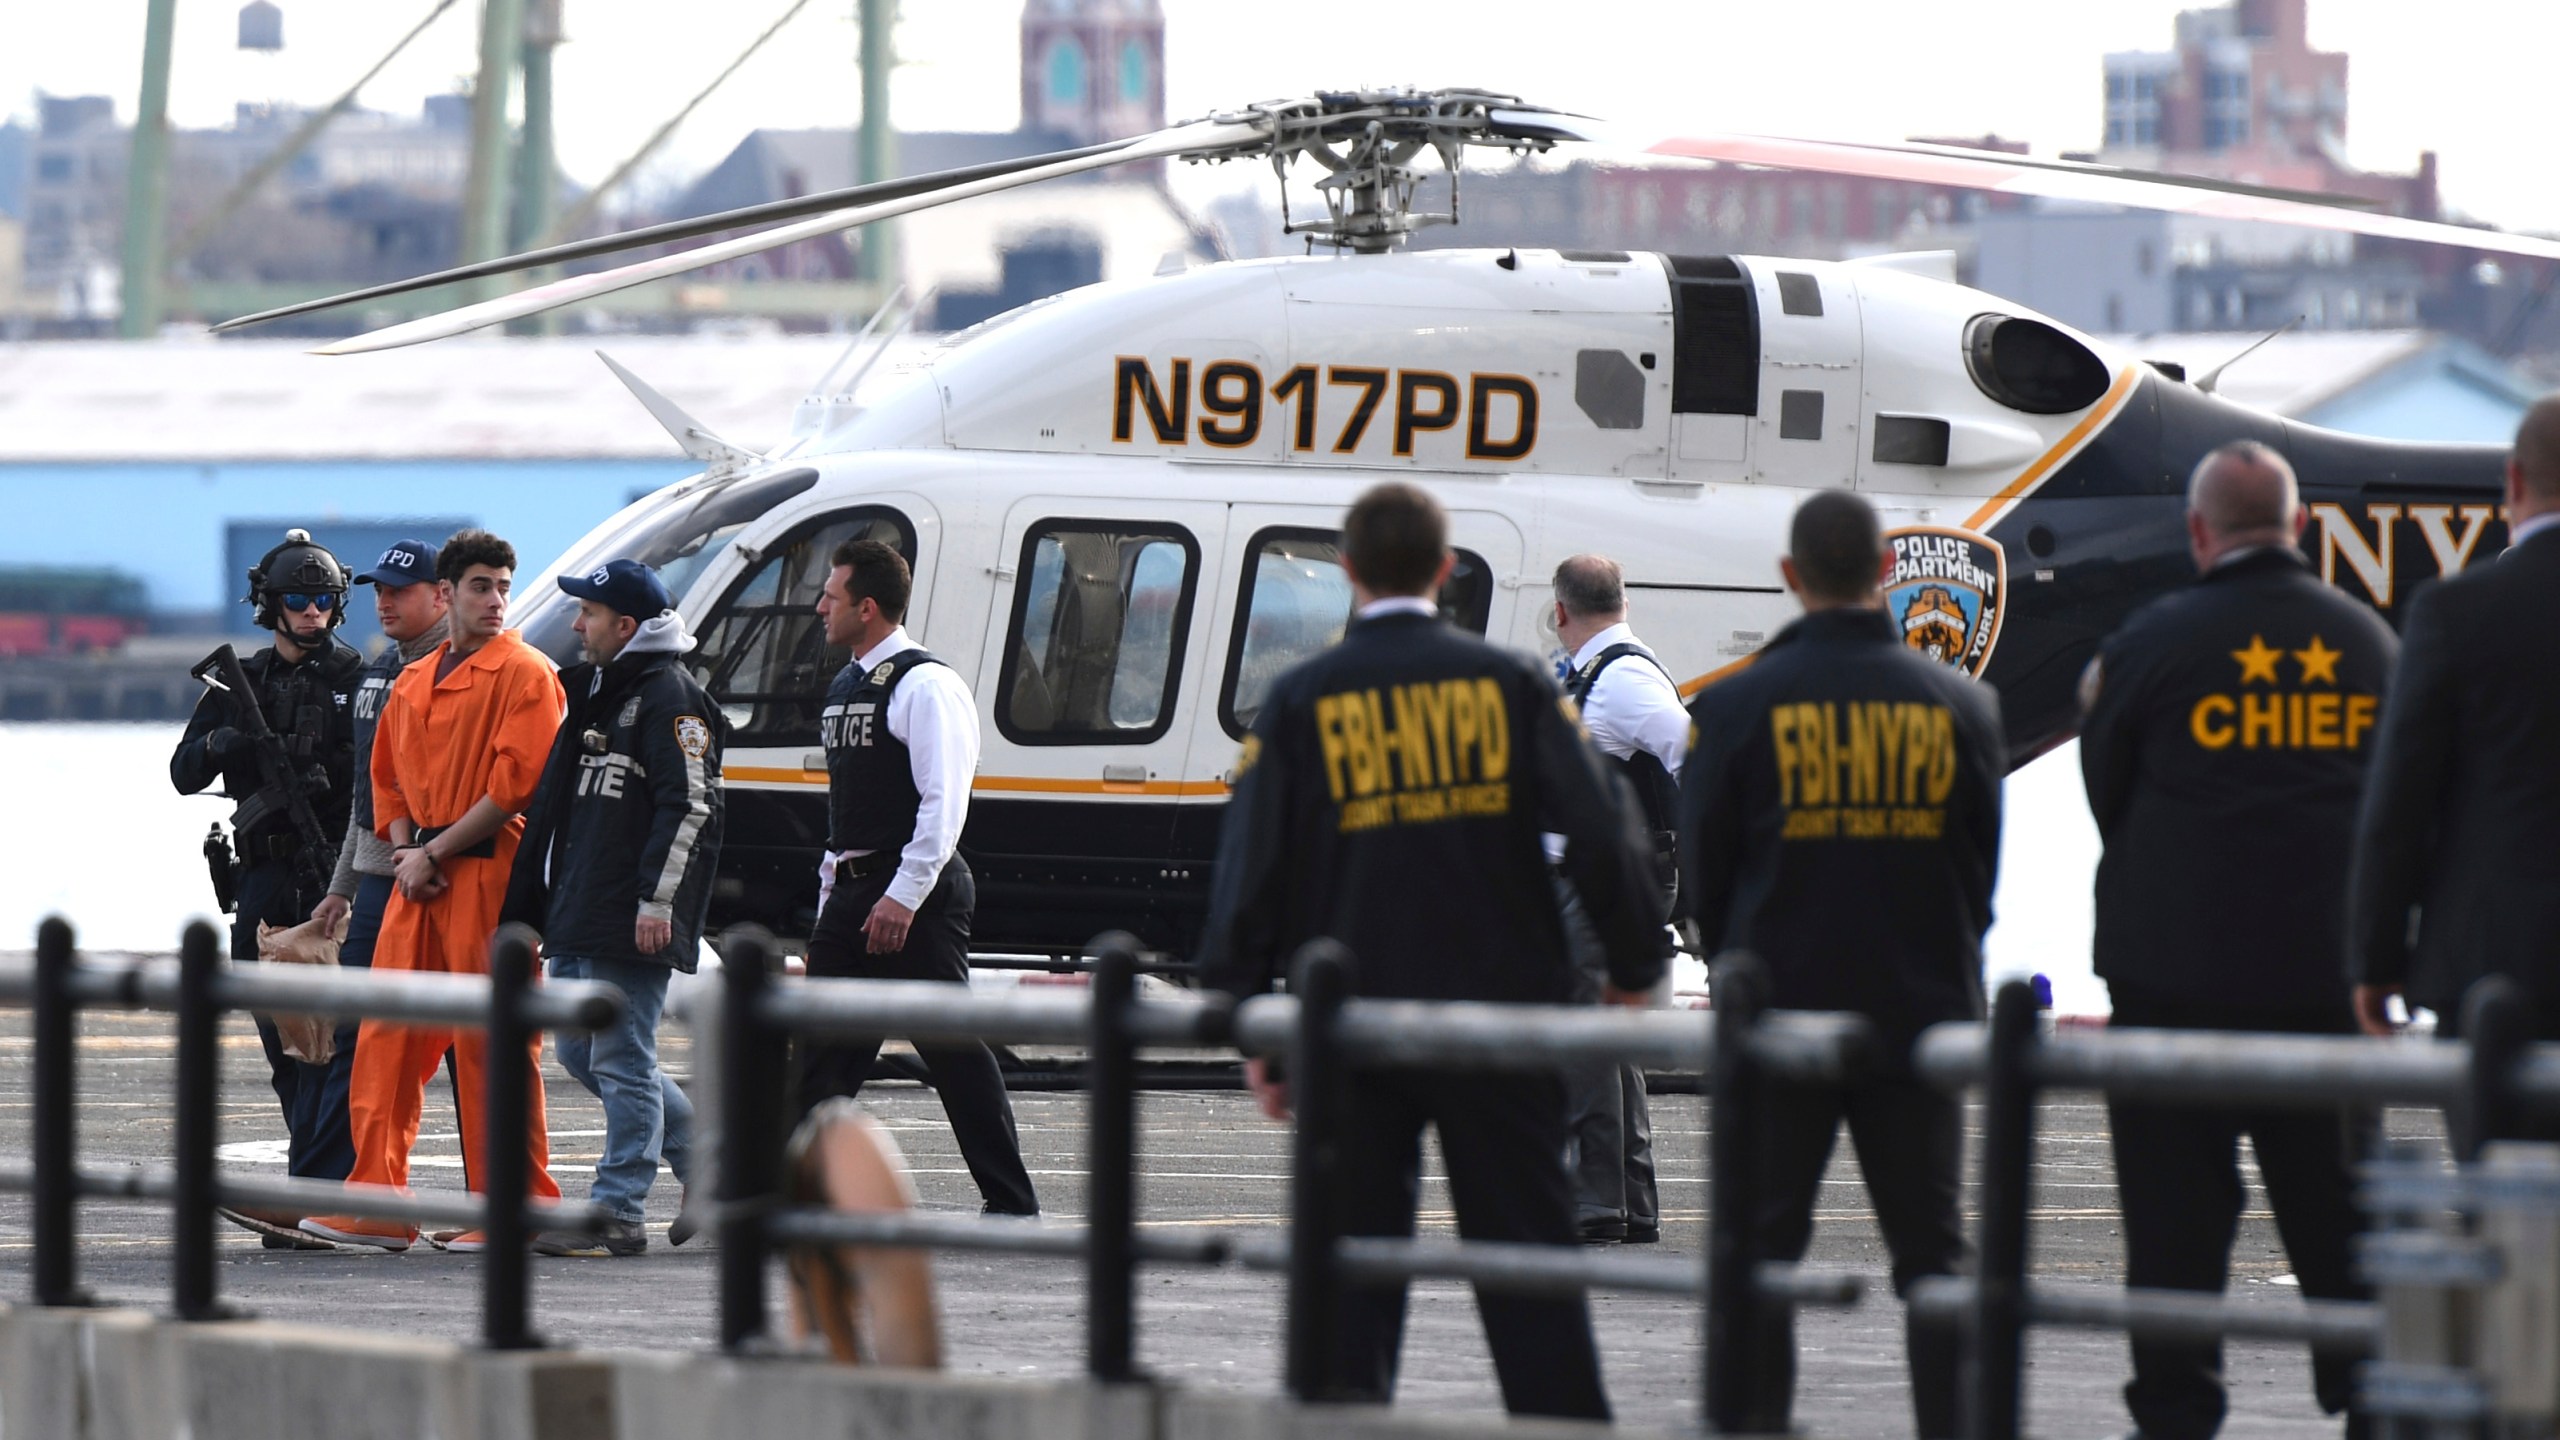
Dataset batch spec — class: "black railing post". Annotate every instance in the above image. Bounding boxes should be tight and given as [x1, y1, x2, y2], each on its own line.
[718, 925, 784, 1353]
[1704, 954, 1768, 1434]
[31, 915, 88, 1308]
[482, 924, 541, 1351]
[2454, 975, 2528, 1162]
[1967, 980, 2042, 1440]
[1283, 940, 1351, 1403]
[173, 919, 231, 1321]
[1086, 932, 1142, 1383]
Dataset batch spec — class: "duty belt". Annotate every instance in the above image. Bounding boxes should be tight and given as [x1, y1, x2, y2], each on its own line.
[244, 831, 305, 863]
[834, 851, 897, 882]
[413, 824, 498, 861]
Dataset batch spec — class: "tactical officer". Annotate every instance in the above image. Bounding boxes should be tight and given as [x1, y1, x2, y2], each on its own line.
[2353, 395, 2560, 1045]
[2081, 441, 2393, 1440]
[504, 559, 724, 1257]
[170, 528, 366, 1219]
[1548, 553, 1683, 1244]
[1678, 489, 2003, 1440]
[801, 538, 1039, 1218]
[1199, 484, 1667, 1421]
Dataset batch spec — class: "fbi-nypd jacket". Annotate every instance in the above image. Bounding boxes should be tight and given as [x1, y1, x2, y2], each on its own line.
[503, 644, 726, 971]
[2082, 547, 2395, 1009]
[1679, 607, 2004, 1051]
[170, 639, 365, 863]
[1196, 607, 1669, 1004]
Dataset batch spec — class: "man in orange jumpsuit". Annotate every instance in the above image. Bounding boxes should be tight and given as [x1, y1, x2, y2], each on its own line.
[303, 529, 567, 1251]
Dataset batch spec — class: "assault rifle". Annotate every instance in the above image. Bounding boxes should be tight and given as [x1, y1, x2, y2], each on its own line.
[190, 643, 336, 898]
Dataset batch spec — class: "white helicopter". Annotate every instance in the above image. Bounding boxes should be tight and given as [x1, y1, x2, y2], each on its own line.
[220, 90, 2560, 954]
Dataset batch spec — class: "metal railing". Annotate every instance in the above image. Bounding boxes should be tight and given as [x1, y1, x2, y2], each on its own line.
[0, 916, 626, 1348]
[1911, 977, 2560, 1439]
[706, 928, 1871, 1423]
[16, 913, 2559, 1437]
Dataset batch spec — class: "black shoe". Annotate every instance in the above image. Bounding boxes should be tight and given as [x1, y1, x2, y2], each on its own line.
[1623, 1221, 1660, 1244]
[982, 1201, 1040, 1218]
[667, 1187, 699, 1248]
[535, 1219, 647, 1257]
[1578, 1217, 1629, 1244]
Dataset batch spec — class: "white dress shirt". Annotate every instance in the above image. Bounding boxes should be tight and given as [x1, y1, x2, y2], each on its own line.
[817, 626, 981, 914]
[1567, 623, 1688, 777]
[2510, 510, 2560, 551]
[1355, 595, 1439, 621]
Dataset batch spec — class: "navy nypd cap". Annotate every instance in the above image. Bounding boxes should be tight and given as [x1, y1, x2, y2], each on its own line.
[353, 539, 439, 587]
[558, 557, 674, 619]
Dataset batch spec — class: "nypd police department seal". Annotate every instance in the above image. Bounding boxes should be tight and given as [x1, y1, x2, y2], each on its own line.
[674, 714, 712, 760]
[1882, 525, 2006, 679]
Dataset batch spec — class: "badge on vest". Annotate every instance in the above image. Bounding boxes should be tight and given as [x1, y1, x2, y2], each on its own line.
[674, 714, 712, 760]
[869, 661, 896, 686]
[618, 696, 642, 729]
[1882, 525, 2007, 679]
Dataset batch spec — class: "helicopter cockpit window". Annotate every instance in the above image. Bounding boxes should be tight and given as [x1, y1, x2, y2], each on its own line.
[687, 506, 916, 746]
[1219, 527, 1494, 739]
[515, 467, 820, 664]
[997, 520, 1200, 746]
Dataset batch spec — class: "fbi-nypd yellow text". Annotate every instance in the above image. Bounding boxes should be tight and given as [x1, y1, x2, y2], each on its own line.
[1769, 701, 1957, 843]
[1316, 679, 1511, 834]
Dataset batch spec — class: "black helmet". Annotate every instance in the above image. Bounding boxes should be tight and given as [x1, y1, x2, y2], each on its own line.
[248, 528, 351, 631]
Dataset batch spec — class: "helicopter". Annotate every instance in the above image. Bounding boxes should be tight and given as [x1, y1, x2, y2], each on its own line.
[218, 90, 2560, 955]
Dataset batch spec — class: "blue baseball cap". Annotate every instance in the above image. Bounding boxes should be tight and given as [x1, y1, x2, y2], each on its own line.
[353, 539, 439, 587]
[558, 558, 673, 619]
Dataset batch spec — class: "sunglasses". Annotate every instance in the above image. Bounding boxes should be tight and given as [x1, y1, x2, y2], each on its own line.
[281, 592, 337, 613]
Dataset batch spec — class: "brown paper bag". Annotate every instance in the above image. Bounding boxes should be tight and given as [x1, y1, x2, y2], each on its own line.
[255, 911, 350, 1064]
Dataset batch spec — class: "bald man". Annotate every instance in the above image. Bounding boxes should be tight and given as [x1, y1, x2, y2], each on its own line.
[2079, 440, 2396, 1440]
[2353, 396, 2560, 1045]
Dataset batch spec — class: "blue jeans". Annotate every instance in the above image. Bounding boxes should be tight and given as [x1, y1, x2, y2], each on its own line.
[548, 955, 693, 1222]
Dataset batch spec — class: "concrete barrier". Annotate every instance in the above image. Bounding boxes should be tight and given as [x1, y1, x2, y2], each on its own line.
[1, 1307, 1688, 1440]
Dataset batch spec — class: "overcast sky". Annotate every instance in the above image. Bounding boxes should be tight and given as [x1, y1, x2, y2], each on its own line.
[8, 0, 2556, 233]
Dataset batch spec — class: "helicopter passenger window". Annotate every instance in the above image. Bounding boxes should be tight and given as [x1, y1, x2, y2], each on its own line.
[1219, 527, 1494, 739]
[996, 520, 1201, 746]
[687, 507, 916, 746]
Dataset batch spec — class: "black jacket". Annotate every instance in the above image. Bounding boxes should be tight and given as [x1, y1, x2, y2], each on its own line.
[503, 648, 727, 971]
[1196, 609, 1668, 1003]
[1679, 607, 2004, 1055]
[2082, 547, 2397, 1009]
[170, 637, 365, 863]
[2349, 526, 2560, 1019]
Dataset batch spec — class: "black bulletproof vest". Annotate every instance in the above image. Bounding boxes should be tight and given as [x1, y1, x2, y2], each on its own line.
[1565, 642, 1681, 834]
[821, 649, 949, 853]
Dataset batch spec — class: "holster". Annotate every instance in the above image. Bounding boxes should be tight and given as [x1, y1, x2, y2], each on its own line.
[203, 825, 241, 915]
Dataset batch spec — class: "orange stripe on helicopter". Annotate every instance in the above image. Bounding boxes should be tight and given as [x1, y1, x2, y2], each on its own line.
[1670, 364, 2143, 699]
[725, 766, 1228, 797]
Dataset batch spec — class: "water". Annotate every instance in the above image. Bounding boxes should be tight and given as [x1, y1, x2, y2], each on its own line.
[0, 722, 2112, 1015]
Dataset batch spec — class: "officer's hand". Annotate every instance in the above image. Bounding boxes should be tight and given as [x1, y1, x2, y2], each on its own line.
[635, 914, 672, 955]
[2353, 984, 2405, 1038]
[1599, 982, 1651, 1009]
[311, 893, 352, 931]
[1245, 1057, 1292, 1122]
[206, 726, 247, 759]
[863, 896, 915, 955]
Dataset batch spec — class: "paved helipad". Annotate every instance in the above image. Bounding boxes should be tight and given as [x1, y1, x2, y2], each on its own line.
[0, 1001, 2418, 1437]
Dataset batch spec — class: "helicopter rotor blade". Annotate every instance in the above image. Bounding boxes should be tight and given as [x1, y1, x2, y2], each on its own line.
[212, 136, 1145, 334]
[1565, 124, 2560, 264]
[310, 117, 1265, 355]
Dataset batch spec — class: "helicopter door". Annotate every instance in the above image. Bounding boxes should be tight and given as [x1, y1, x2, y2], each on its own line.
[1750, 265, 1865, 487]
[964, 497, 1226, 952]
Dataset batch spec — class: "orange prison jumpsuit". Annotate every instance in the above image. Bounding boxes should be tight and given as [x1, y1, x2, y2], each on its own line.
[348, 628, 566, 1200]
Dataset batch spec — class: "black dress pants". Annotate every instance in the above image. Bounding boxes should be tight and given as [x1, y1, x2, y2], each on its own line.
[1326, 1069, 1611, 1421]
[796, 858, 1039, 1216]
[1751, 1069, 1967, 1440]
[230, 858, 358, 1182]
[2106, 990, 2373, 1440]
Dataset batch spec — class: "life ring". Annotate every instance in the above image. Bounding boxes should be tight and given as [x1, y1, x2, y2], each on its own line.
[783, 1098, 943, 1367]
